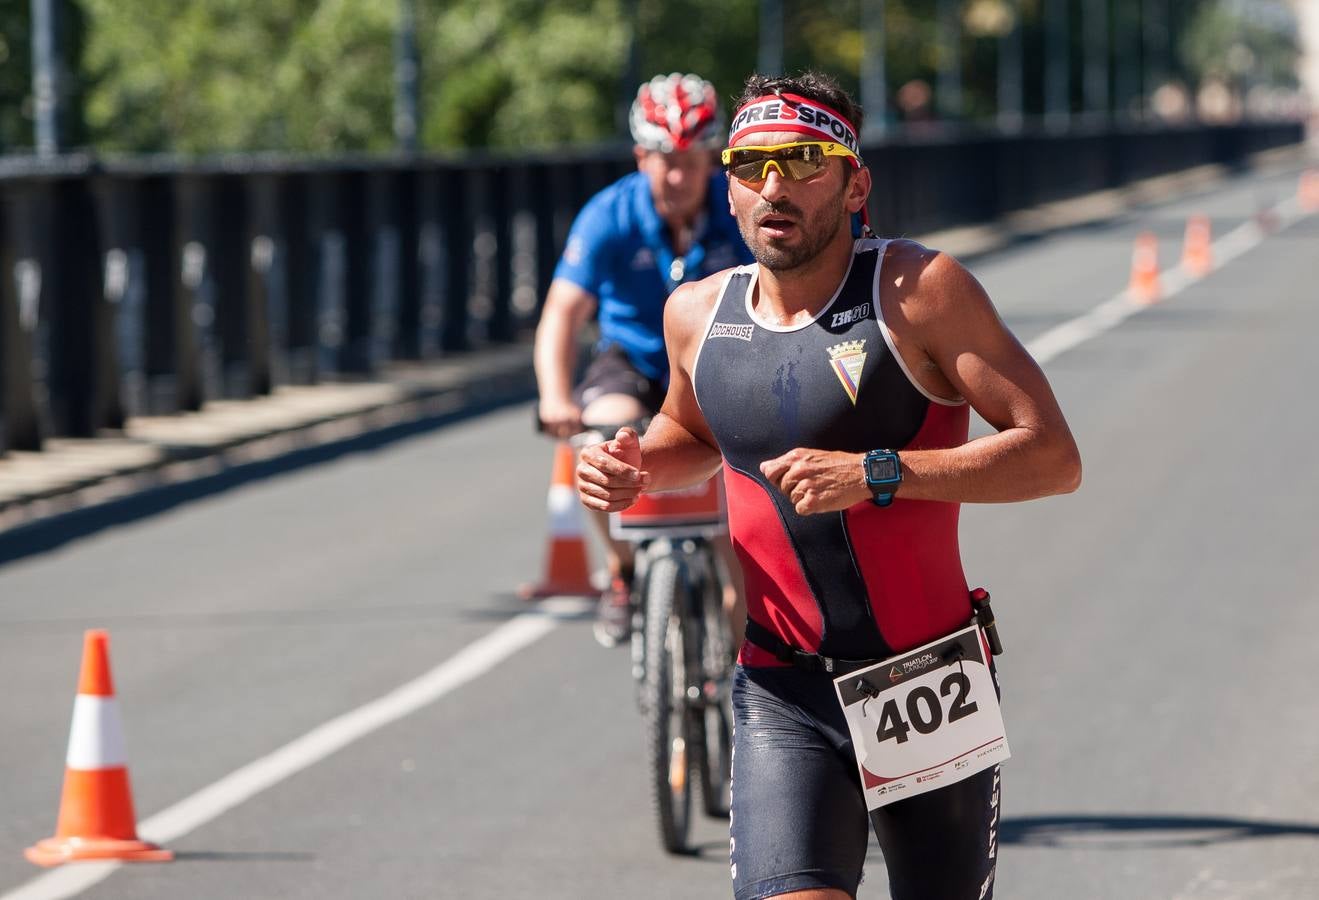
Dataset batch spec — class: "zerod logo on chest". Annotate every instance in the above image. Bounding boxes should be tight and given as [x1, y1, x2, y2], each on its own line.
[830, 302, 872, 329]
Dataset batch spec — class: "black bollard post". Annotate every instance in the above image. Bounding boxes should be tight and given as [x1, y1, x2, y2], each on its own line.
[440, 165, 471, 353]
[308, 172, 347, 381]
[280, 171, 316, 385]
[44, 176, 116, 437]
[390, 168, 421, 360]
[365, 169, 403, 371]
[338, 170, 372, 375]
[415, 165, 445, 359]
[209, 173, 254, 399]
[245, 172, 285, 394]
[176, 174, 220, 407]
[98, 176, 146, 422]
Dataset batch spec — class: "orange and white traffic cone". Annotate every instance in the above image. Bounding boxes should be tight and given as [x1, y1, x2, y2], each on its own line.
[519, 442, 597, 600]
[1127, 231, 1162, 304]
[1181, 214, 1213, 277]
[25, 630, 172, 866]
[1300, 169, 1319, 214]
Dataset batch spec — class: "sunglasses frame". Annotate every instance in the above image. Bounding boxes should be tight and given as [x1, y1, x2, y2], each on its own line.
[721, 140, 859, 183]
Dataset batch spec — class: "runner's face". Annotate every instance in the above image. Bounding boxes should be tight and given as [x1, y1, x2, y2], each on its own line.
[726, 131, 866, 272]
[636, 147, 713, 224]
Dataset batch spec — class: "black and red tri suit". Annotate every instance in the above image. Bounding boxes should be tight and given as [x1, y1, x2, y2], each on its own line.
[693, 237, 972, 665]
[702, 239, 1000, 900]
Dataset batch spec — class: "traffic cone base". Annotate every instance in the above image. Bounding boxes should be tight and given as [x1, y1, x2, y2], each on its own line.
[25, 631, 171, 867]
[25, 836, 173, 867]
[518, 537, 595, 599]
[520, 443, 597, 599]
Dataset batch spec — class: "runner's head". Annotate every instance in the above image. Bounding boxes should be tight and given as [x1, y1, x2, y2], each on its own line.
[724, 72, 871, 272]
[630, 73, 722, 224]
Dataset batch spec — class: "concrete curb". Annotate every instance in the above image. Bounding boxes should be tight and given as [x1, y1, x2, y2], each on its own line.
[0, 344, 537, 534]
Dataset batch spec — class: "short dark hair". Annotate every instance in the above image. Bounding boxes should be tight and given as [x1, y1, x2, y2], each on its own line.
[733, 71, 864, 136]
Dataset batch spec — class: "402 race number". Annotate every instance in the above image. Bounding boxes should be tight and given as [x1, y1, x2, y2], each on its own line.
[875, 672, 979, 744]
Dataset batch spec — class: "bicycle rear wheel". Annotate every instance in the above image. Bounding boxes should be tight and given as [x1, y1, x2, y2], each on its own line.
[641, 554, 696, 854]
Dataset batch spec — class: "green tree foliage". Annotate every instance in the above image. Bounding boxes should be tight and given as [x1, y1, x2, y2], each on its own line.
[1, 0, 88, 152]
[0, 0, 33, 151]
[634, 0, 758, 115]
[421, 0, 628, 149]
[81, 0, 394, 153]
[1181, 0, 1300, 92]
[14, 0, 1299, 156]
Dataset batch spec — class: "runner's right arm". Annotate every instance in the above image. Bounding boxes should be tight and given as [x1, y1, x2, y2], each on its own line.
[533, 278, 598, 439]
[577, 277, 724, 512]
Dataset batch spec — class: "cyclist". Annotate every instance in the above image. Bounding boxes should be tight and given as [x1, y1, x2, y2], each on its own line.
[577, 72, 1081, 899]
[533, 72, 753, 647]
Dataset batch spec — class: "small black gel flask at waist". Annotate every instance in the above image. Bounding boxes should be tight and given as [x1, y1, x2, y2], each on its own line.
[970, 588, 1003, 656]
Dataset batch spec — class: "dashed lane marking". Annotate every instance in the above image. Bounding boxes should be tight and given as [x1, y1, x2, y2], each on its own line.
[1025, 195, 1308, 365]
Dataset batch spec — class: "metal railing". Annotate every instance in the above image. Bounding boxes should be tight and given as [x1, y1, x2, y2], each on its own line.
[0, 120, 1304, 452]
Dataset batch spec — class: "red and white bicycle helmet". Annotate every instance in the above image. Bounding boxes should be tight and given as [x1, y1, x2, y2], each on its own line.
[629, 73, 723, 153]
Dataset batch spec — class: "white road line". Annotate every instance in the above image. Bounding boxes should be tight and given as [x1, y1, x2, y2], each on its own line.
[1025, 196, 1307, 365]
[1, 598, 592, 900]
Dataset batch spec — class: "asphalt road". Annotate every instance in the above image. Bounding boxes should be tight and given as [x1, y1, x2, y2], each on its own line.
[2, 160, 1318, 899]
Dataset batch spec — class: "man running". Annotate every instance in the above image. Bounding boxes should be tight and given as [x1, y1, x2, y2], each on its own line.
[534, 72, 753, 646]
[576, 71, 1081, 900]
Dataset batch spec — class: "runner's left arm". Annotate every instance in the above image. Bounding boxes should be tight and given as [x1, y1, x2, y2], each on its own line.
[761, 249, 1081, 513]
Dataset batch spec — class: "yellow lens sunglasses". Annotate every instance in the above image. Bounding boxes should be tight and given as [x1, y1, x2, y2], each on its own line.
[721, 140, 859, 183]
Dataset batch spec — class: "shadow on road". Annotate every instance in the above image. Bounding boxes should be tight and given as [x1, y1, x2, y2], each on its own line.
[171, 850, 317, 863]
[1001, 814, 1319, 849]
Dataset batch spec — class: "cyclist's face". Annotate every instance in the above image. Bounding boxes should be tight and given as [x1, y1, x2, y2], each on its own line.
[636, 147, 714, 224]
[726, 131, 870, 272]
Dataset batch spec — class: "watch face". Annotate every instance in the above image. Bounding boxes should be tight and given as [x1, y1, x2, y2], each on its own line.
[866, 455, 899, 483]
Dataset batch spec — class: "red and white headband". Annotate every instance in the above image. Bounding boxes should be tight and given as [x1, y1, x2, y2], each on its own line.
[727, 92, 861, 161]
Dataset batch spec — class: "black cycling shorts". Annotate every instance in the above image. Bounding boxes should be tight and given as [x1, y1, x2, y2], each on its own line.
[729, 664, 1001, 900]
[572, 345, 666, 415]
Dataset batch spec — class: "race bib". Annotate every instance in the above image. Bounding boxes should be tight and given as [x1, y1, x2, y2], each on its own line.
[833, 624, 1009, 811]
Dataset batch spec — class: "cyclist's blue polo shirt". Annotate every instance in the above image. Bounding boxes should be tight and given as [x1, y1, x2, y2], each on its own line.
[553, 170, 753, 383]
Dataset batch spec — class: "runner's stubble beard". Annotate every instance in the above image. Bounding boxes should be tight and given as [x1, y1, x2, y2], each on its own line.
[737, 177, 851, 272]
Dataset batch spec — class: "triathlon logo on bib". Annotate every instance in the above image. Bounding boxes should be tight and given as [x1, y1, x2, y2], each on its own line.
[827, 340, 867, 405]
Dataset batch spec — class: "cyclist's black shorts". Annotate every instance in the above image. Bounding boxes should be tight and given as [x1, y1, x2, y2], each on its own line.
[730, 664, 1001, 900]
[572, 344, 666, 415]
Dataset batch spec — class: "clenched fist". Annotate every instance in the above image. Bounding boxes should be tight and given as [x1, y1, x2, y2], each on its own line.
[759, 447, 871, 515]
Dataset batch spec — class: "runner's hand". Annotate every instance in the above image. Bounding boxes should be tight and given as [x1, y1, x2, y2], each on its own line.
[760, 448, 870, 515]
[539, 396, 583, 439]
[577, 427, 650, 512]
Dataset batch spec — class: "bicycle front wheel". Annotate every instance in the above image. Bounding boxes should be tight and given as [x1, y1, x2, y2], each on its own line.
[695, 562, 733, 818]
[641, 554, 696, 854]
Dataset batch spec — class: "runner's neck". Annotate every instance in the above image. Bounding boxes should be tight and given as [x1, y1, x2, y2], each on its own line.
[752, 233, 857, 326]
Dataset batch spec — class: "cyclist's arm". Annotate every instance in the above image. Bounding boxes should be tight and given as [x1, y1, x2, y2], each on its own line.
[638, 278, 725, 492]
[533, 278, 597, 438]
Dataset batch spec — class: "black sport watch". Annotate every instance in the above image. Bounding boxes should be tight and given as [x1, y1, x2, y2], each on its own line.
[863, 449, 902, 507]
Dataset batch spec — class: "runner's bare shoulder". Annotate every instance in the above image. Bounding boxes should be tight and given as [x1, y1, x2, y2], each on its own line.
[663, 267, 740, 341]
[881, 238, 985, 325]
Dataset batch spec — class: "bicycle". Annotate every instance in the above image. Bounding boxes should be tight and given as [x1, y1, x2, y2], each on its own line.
[611, 474, 735, 855]
[562, 422, 736, 855]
